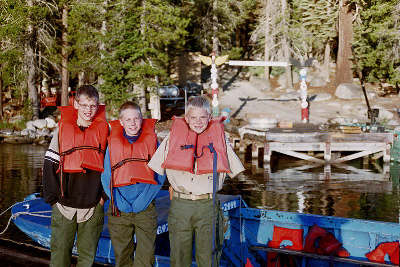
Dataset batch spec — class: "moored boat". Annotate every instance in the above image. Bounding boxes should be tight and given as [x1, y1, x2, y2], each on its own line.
[10, 190, 400, 266]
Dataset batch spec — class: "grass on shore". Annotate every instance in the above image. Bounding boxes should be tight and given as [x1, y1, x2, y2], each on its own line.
[0, 120, 26, 131]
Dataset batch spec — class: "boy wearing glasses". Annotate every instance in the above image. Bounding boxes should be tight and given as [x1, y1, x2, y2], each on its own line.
[43, 85, 109, 267]
[101, 101, 165, 267]
[148, 96, 244, 267]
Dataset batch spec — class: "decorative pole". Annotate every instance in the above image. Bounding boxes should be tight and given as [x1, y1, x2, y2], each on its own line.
[299, 68, 309, 123]
[210, 52, 219, 117]
[199, 53, 229, 117]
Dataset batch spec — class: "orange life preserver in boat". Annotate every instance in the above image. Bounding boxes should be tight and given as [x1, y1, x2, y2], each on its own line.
[58, 105, 108, 173]
[162, 116, 230, 174]
[366, 241, 399, 265]
[268, 226, 304, 251]
[267, 226, 303, 267]
[108, 119, 157, 186]
[304, 224, 350, 257]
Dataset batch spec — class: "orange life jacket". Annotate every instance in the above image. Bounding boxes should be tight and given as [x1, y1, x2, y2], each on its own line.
[108, 119, 157, 187]
[162, 116, 230, 174]
[267, 226, 303, 267]
[58, 105, 108, 173]
[366, 241, 399, 265]
[304, 224, 349, 257]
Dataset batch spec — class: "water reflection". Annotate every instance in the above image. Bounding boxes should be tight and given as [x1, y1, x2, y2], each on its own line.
[222, 155, 400, 223]
[0, 144, 46, 228]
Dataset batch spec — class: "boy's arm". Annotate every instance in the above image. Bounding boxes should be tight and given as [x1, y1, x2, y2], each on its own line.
[100, 147, 112, 199]
[148, 135, 169, 175]
[226, 142, 245, 178]
[42, 128, 60, 205]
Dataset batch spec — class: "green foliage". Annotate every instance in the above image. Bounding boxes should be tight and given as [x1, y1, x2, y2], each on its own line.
[67, 0, 105, 79]
[352, 0, 400, 85]
[289, 0, 338, 61]
[99, 0, 189, 110]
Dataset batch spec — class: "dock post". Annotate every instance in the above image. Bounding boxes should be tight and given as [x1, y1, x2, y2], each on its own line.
[383, 143, 391, 162]
[264, 142, 271, 162]
[324, 142, 331, 162]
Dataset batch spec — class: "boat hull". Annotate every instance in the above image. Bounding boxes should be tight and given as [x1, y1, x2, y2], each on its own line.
[11, 191, 400, 266]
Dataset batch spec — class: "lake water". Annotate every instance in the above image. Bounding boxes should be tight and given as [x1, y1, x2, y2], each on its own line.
[0, 143, 400, 263]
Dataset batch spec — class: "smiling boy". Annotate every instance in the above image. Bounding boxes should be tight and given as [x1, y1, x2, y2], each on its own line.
[43, 85, 109, 267]
[101, 101, 165, 267]
[148, 96, 244, 266]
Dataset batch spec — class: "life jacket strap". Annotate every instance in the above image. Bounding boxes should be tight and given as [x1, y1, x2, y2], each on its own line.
[61, 145, 105, 156]
[111, 156, 150, 172]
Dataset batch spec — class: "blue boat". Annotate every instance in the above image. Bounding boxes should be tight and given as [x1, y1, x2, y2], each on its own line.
[11, 190, 400, 266]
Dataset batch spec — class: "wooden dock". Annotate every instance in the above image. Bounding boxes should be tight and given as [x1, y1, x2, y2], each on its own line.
[235, 125, 394, 165]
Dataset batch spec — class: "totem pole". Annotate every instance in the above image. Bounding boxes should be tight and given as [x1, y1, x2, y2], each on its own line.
[199, 53, 229, 117]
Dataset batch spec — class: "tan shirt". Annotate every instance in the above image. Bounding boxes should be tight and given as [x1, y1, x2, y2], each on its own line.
[148, 133, 245, 195]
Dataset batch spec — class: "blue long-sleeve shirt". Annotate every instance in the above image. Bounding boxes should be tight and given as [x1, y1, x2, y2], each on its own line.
[101, 136, 166, 213]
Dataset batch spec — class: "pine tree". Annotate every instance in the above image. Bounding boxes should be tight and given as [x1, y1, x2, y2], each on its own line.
[99, 0, 189, 113]
[352, 0, 400, 85]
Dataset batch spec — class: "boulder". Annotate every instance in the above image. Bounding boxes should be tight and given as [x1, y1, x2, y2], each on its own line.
[335, 83, 363, 99]
[45, 117, 57, 129]
[310, 76, 327, 87]
[32, 119, 47, 129]
[25, 121, 36, 131]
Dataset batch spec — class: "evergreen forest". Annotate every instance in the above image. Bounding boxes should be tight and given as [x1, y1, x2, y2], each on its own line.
[0, 0, 399, 121]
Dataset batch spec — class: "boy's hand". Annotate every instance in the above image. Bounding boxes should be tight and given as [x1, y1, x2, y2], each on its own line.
[169, 186, 173, 200]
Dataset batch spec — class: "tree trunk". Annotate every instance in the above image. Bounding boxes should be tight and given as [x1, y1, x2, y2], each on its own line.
[61, 4, 69, 106]
[323, 42, 331, 82]
[281, 0, 292, 88]
[264, 0, 270, 80]
[78, 71, 85, 87]
[212, 0, 219, 55]
[98, 0, 107, 90]
[25, 0, 39, 119]
[336, 0, 353, 85]
[0, 67, 3, 119]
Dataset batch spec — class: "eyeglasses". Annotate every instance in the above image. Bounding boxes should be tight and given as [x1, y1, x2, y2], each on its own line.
[78, 102, 98, 110]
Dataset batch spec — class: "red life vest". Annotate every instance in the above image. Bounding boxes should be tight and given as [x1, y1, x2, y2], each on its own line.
[366, 241, 399, 265]
[162, 116, 230, 175]
[58, 105, 108, 173]
[108, 119, 157, 187]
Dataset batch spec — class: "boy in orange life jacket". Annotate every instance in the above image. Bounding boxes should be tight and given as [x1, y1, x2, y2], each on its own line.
[148, 96, 245, 267]
[101, 101, 166, 267]
[42, 85, 108, 267]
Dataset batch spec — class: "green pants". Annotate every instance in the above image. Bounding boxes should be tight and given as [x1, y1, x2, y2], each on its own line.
[107, 202, 157, 267]
[50, 203, 104, 267]
[168, 198, 223, 267]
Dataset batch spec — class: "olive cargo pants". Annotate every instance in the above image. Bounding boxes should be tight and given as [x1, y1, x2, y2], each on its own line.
[168, 197, 223, 267]
[50, 203, 104, 267]
[107, 202, 157, 267]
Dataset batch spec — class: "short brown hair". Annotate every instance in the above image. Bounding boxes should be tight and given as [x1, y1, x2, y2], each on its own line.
[75, 85, 99, 103]
[119, 101, 142, 118]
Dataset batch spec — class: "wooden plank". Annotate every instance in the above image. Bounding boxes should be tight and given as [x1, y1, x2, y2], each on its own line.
[250, 246, 396, 267]
[273, 148, 325, 163]
[265, 132, 393, 143]
[269, 142, 326, 151]
[228, 60, 290, 67]
[331, 147, 385, 163]
[330, 142, 386, 151]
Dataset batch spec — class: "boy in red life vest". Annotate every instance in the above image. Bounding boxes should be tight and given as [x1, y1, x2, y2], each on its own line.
[42, 85, 108, 267]
[101, 101, 166, 267]
[148, 96, 245, 267]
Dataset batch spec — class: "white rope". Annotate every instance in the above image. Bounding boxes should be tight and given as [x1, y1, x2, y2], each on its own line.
[0, 210, 51, 235]
[0, 204, 15, 217]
